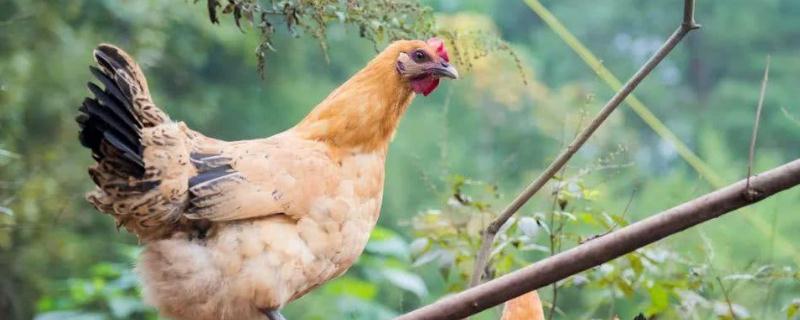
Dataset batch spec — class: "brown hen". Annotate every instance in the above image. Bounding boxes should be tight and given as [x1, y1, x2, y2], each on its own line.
[76, 39, 457, 320]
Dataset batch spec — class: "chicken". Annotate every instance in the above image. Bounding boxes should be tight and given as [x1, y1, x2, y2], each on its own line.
[76, 39, 458, 320]
[501, 291, 545, 320]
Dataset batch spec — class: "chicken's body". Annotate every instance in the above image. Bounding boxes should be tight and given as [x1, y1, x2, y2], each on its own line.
[139, 131, 387, 320]
[77, 40, 457, 320]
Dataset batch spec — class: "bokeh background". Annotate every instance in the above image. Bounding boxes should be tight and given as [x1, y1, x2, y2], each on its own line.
[1, 0, 799, 319]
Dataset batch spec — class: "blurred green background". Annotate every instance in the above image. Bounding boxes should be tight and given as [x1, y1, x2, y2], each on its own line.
[1, 0, 799, 319]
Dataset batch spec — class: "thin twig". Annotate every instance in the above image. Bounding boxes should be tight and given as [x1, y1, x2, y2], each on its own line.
[716, 276, 738, 320]
[781, 106, 800, 126]
[604, 188, 637, 233]
[546, 109, 587, 319]
[468, 0, 700, 287]
[745, 55, 770, 198]
[544, 113, 581, 320]
[396, 158, 800, 320]
[546, 171, 566, 320]
[580, 188, 637, 244]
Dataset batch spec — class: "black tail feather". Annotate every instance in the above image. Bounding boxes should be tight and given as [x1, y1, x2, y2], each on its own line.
[87, 68, 139, 127]
[93, 48, 125, 78]
[80, 96, 139, 150]
[89, 66, 128, 108]
[77, 106, 104, 151]
[103, 131, 144, 168]
[93, 45, 150, 101]
[78, 50, 149, 178]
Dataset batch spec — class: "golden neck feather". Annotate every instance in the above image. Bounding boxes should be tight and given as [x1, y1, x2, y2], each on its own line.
[293, 42, 416, 153]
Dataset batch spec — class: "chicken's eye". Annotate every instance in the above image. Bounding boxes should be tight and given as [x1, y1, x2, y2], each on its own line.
[413, 50, 427, 62]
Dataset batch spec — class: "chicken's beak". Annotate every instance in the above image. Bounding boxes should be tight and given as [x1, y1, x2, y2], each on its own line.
[429, 61, 459, 79]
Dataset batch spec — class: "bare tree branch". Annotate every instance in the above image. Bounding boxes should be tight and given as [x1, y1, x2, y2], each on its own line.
[468, 0, 700, 287]
[397, 158, 800, 320]
[746, 55, 770, 197]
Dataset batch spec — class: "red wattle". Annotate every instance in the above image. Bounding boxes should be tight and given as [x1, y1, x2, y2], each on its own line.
[410, 76, 440, 96]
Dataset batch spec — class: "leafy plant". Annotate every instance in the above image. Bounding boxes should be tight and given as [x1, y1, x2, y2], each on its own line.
[0, 147, 18, 248]
[411, 165, 800, 319]
[197, 0, 527, 82]
[200, 0, 434, 76]
[34, 247, 156, 320]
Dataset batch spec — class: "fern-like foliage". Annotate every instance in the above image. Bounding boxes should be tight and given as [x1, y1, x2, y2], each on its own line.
[201, 0, 435, 77]
[199, 0, 528, 82]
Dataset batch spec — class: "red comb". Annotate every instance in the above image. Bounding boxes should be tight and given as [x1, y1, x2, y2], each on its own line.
[426, 37, 449, 62]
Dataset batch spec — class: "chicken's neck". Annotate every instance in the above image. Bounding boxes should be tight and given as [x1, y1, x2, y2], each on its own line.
[293, 52, 414, 154]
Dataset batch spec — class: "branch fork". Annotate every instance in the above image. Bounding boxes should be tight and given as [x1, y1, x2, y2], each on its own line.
[398, 1, 712, 319]
[468, 0, 701, 288]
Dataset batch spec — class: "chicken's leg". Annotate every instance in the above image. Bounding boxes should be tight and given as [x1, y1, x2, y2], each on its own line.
[262, 309, 287, 320]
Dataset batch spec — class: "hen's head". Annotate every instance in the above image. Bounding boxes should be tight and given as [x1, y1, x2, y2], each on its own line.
[393, 38, 459, 96]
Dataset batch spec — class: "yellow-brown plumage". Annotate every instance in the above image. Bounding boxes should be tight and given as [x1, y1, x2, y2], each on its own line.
[295, 40, 427, 152]
[501, 291, 545, 320]
[77, 39, 456, 320]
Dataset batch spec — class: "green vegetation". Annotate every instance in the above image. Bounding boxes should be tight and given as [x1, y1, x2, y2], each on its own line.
[1, 0, 799, 319]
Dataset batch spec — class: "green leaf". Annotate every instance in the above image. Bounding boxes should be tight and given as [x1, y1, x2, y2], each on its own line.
[578, 212, 599, 226]
[409, 238, 429, 257]
[412, 248, 442, 267]
[90, 262, 121, 278]
[615, 278, 635, 296]
[324, 277, 378, 300]
[381, 269, 428, 298]
[366, 227, 409, 260]
[335, 296, 398, 319]
[646, 283, 669, 316]
[607, 213, 628, 226]
[108, 297, 145, 318]
[36, 297, 55, 312]
[368, 226, 398, 241]
[519, 243, 549, 252]
[627, 254, 644, 277]
[554, 210, 577, 221]
[786, 299, 800, 319]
